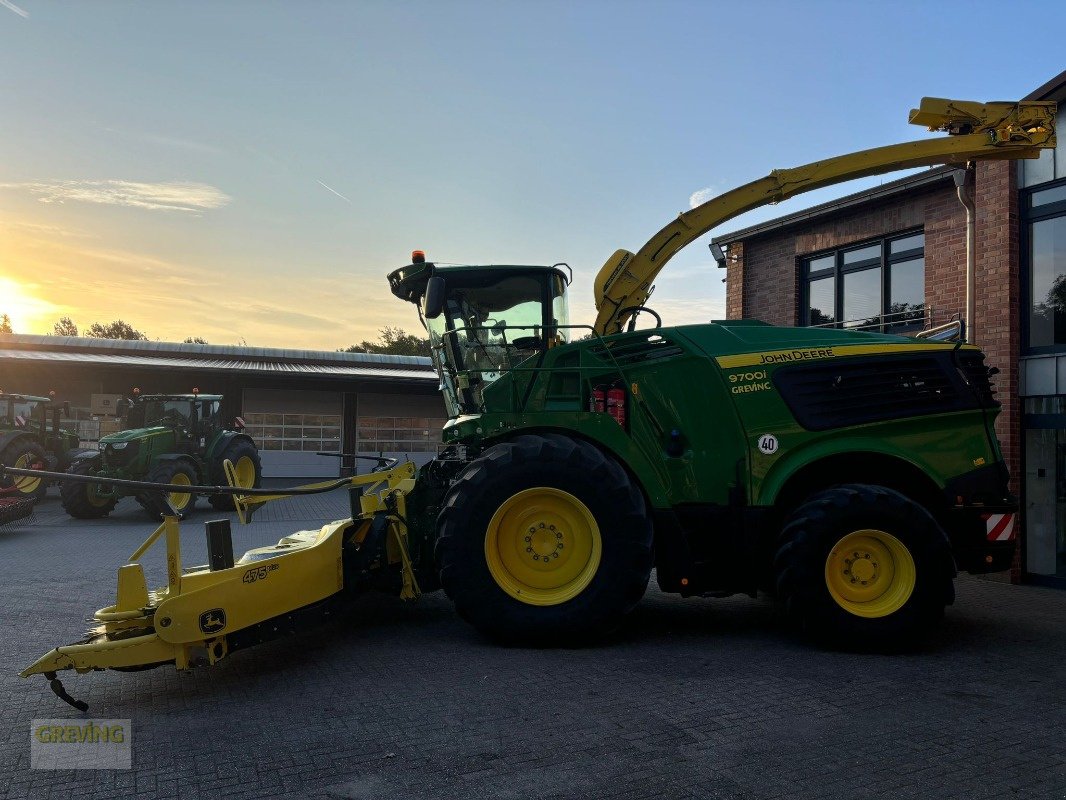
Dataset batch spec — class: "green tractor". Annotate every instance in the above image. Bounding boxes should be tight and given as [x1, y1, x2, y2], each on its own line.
[61, 393, 262, 520]
[0, 392, 83, 501]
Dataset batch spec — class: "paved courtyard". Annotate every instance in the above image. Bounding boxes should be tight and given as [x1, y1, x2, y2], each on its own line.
[1, 486, 1064, 799]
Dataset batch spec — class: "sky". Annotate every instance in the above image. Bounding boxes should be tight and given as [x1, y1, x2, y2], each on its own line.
[1, 0, 1064, 350]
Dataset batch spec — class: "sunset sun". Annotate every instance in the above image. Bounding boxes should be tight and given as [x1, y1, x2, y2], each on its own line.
[0, 277, 58, 334]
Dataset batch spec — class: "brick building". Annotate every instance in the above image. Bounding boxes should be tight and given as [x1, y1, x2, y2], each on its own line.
[712, 70, 1066, 588]
[0, 334, 443, 478]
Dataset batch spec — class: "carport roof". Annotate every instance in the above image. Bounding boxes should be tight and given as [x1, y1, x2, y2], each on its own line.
[0, 334, 438, 382]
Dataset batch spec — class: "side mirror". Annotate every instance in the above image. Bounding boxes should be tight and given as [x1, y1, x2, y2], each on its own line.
[62, 401, 71, 417]
[423, 276, 446, 320]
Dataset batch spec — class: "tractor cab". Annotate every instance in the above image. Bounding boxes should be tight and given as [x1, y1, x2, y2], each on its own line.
[123, 393, 224, 449]
[388, 252, 572, 416]
[0, 393, 50, 431]
[0, 392, 72, 439]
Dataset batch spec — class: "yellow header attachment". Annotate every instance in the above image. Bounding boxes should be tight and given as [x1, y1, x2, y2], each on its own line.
[593, 96, 1056, 336]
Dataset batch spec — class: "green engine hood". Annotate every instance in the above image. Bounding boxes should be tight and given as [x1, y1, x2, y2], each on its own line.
[99, 426, 174, 445]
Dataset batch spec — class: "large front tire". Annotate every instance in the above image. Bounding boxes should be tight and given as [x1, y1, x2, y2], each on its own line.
[0, 440, 49, 501]
[208, 440, 262, 510]
[436, 434, 653, 643]
[137, 461, 198, 520]
[773, 484, 954, 651]
[61, 460, 119, 519]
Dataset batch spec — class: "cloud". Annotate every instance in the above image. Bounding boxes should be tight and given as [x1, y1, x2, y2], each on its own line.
[101, 126, 224, 156]
[0, 219, 98, 239]
[0, 0, 28, 18]
[0, 180, 232, 213]
[689, 185, 721, 209]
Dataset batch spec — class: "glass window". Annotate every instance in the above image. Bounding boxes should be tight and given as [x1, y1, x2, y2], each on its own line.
[808, 276, 836, 326]
[890, 233, 924, 255]
[802, 231, 923, 334]
[807, 254, 834, 274]
[843, 244, 881, 265]
[1031, 184, 1066, 209]
[843, 268, 882, 329]
[1029, 216, 1066, 348]
[888, 257, 925, 330]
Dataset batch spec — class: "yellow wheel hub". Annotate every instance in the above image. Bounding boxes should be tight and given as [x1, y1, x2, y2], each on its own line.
[484, 487, 602, 607]
[232, 456, 256, 488]
[13, 453, 42, 495]
[168, 473, 193, 510]
[825, 529, 916, 618]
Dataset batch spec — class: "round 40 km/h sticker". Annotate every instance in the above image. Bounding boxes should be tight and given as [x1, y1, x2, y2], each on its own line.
[757, 434, 779, 455]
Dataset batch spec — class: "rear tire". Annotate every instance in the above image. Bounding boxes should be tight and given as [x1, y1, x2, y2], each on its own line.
[61, 460, 119, 519]
[435, 433, 653, 643]
[137, 461, 198, 520]
[208, 440, 262, 510]
[773, 484, 954, 651]
[0, 440, 49, 501]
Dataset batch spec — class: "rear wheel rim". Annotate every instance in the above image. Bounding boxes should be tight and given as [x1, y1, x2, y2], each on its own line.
[824, 529, 915, 618]
[232, 455, 256, 488]
[485, 487, 602, 607]
[168, 473, 193, 510]
[13, 453, 42, 494]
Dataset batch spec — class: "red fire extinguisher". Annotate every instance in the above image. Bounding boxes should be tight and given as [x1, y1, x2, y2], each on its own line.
[590, 386, 606, 413]
[606, 385, 626, 428]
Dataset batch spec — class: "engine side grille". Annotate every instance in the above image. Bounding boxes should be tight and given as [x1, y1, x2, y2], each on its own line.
[773, 354, 978, 431]
[588, 335, 684, 367]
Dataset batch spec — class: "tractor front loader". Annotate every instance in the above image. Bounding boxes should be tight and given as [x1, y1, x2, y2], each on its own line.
[4, 460, 423, 710]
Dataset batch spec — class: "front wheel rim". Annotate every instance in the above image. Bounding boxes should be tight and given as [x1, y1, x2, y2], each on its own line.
[485, 487, 602, 607]
[168, 473, 193, 510]
[13, 453, 42, 494]
[824, 529, 916, 618]
[232, 456, 256, 488]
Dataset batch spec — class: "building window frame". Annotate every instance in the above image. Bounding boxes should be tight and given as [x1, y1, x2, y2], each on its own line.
[800, 229, 926, 333]
[1021, 175, 1066, 356]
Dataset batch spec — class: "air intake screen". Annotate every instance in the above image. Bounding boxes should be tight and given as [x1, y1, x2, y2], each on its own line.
[773, 353, 986, 431]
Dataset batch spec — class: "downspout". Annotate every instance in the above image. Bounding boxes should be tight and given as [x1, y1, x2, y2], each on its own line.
[953, 166, 977, 343]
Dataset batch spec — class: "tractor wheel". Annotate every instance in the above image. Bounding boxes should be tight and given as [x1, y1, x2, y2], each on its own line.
[773, 484, 955, 651]
[0, 440, 49, 501]
[435, 433, 653, 643]
[137, 461, 198, 520]
[61, 460, 118, 519]
[208, 440, 262, 510]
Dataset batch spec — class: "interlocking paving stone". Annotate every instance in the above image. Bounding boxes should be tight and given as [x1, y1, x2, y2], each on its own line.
[1, 486, 1064, 799]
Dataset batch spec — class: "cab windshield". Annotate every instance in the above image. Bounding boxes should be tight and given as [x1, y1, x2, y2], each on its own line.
[425, 271, 569, 415]
[129, 400, 194, 429]
[0, 397, 43, 424]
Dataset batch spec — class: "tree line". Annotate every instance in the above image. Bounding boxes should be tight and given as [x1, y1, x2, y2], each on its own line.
[1, 314, 429, 356]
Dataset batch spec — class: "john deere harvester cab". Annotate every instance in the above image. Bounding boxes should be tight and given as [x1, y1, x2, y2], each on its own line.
[61, 392, 262, 520]
[389, 253, 573, 417]
[0, 392, 81, 501]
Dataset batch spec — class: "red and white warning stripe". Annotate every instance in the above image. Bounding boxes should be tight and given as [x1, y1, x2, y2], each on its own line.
[14, 415, 26, 428]
[982, 512, 1017, 542]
